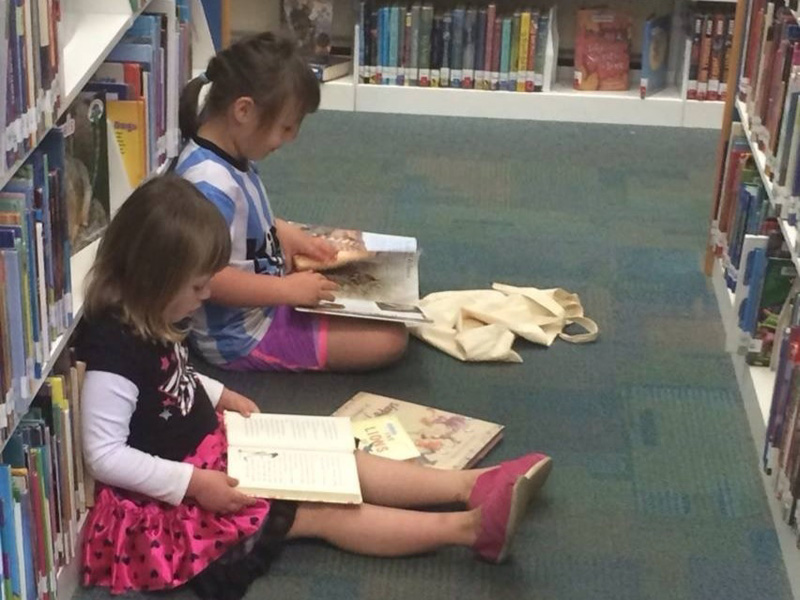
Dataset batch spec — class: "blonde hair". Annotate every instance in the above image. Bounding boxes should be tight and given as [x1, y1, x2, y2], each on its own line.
[84, 175, 231, 343]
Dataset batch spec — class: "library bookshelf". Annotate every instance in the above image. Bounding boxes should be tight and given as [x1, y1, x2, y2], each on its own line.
[704, 0, 800, 596]
[0, 0, 215, 598]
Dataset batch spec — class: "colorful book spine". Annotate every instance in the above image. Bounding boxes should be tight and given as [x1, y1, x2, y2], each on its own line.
[396, 4, 406, 86]
[516, 10, 530, 92]
[409, 3, 420, 86]
[450, 6, 464, 88]
[387, 5, 399, 85]
[491, 15, 501, 90]
[484, 4, 496, 91]
[430, 14, 442, 88]
[499, 16, 511, 91]
[440, 11, 452, 88]
[418, 4, 433, 87]
[509, 10, 520, 91]
[462, 6, 476, 89]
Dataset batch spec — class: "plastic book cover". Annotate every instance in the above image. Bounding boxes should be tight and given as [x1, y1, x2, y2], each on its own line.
[640, 14, 670, 98]
[334, 392, 504, 470]
[58, 92, 109, 255]
[574, 8, 631, 91]
[747, 257, 798, 366]
[282, 0, 334, 58]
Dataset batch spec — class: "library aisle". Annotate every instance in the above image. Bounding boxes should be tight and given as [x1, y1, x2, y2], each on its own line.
[146, 111, 792, 600]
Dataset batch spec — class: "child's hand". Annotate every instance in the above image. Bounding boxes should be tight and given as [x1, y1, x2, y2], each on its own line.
[284, 271, 339, 306]
[186, 468, 257, 514]
[217, 388, 260, 417]
[298, 235, 337, 263]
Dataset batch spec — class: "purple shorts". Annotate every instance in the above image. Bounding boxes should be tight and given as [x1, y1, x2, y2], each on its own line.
[224, 305, 329, 372]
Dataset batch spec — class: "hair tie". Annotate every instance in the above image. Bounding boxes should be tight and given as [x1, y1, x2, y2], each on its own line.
[199, 72, 210, 84]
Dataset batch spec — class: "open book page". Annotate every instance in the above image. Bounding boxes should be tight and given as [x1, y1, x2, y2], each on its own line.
[224, 412, 355, 453]
[228, 447, 362, 504]
[297, 252, 430, 324]
[334, 392, 505, 470]
[361, 232, 417, 253]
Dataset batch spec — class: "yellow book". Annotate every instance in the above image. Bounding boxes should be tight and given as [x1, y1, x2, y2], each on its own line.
[517, 11, 531, 92]
[352, 415, 421, 461]
[106, 99, 147, 188]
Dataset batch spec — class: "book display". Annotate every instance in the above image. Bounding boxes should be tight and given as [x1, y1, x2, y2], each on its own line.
[262, 0, 738, 127]
[0, 1, 215, 598]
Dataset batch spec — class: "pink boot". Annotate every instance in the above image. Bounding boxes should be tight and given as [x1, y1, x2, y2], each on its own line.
[469, 453, 552, 563]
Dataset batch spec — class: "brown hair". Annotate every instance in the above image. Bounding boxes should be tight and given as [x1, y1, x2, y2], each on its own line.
[179, 32, 320, 140]
[84, 175, 231, 343]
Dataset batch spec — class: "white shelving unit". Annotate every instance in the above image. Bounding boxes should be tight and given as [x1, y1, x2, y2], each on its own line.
[710, 95, 800, 600]
[2, 1, 216, 598]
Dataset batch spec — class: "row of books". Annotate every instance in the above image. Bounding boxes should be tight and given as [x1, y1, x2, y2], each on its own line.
[716, 128, 797, 368]
[739, 1, 800, 203]
[89, 1, 193, 186]
[0, 351, 91, 600]
[764, 291, 800, 547]
[1, 0, 62, 178]
[0, 129, 73, 447]
[685, 10, 736, 101]
[356, 2, 558, 92]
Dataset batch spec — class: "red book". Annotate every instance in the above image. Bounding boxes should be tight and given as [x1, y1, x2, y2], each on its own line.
[573, 8, 632, 91]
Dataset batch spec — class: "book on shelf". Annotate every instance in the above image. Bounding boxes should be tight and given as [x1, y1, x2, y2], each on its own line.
[292, 224, 430, 325]
[58, 92, 111, 255]
[224, 411, 362, 504]
[333, 392, 504, 470]
[640, 14, 670, 98]
[573, 8, 631, 92]
[308, 54, 352, 82]
[357, 1, 556, 93]
[282, 0, 335, 58]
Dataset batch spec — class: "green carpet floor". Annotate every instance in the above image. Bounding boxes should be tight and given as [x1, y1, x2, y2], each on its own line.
[74, 111, 793, 600]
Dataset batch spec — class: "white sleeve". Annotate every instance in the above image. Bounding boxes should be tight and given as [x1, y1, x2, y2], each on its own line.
[195, 373, 224, 408]
[81, 371, 194, 506]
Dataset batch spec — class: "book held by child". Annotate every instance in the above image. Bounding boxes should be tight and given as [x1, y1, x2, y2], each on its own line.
[224, 411, 362, 504]
[293, 224, 430, 325]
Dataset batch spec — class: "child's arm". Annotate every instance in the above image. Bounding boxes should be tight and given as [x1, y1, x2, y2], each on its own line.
[82, 371, 255, 512]
[196, 373, 259, 417]
[209, 265, 338, 307]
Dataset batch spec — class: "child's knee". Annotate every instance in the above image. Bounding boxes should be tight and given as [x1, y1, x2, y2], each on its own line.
[380, 324, 408, 364]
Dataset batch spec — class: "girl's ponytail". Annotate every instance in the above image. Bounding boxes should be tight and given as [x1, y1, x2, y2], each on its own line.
[178, 74, 208, 141]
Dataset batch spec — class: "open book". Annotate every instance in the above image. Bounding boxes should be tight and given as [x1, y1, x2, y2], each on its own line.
[224, 411, 362, 504]
[334, 392, 504, 470]
[293, 224, 430, 325]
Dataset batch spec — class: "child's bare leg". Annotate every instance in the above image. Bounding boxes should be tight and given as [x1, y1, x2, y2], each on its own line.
[287, 502, 479, 556]
[355, 451, 493, 507]
[325, 317, 408, 371]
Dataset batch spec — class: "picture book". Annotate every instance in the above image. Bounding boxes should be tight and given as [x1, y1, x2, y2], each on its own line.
[293, 224, 430, 325]
[352, 415, 421, 461]
[224, 412, 362, 504]
[640, 14, 670, 98]
[282, 0, 334, 58]
[58, 91, 110, 254]
[574, 8, 631, 91]
[746, 257, 797, 366]
[333, 392, 505, 470]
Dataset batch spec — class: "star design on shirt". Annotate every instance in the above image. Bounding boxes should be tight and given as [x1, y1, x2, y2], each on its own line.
[159, 409, 172, 421]
[160, 356, 170, 371]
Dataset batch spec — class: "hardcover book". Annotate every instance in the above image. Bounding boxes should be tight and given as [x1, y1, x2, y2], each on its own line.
[574, 8, 631, 91]
[333, 392, 504, 470]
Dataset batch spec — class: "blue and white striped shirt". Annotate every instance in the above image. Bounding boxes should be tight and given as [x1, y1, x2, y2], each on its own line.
[175, 137, 285, 365]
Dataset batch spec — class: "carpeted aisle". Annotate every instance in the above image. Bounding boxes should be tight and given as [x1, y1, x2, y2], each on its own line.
[74, 112, 793, 600]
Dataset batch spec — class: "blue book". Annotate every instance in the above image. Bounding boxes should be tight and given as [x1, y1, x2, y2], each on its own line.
[0, 188, 41, 378]
[1, 243, 27, 407]
[475, 8, 487, 87]
[450, 7, 465, 88]
[0, 466, 20, 599]
[12, 475, 36, 600]
[739, 247, 767, 335]
[499, 17, 511, 91]
[640, 14, 671, 98]
[389, 5, 399, 85]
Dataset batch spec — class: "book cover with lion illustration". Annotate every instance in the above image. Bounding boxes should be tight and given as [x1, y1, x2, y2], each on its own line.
[574, 8, 631, 92]
[334, 392, 504, 470]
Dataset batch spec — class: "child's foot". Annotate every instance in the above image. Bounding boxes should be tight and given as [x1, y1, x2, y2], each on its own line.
[470, 453, 552, 563]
